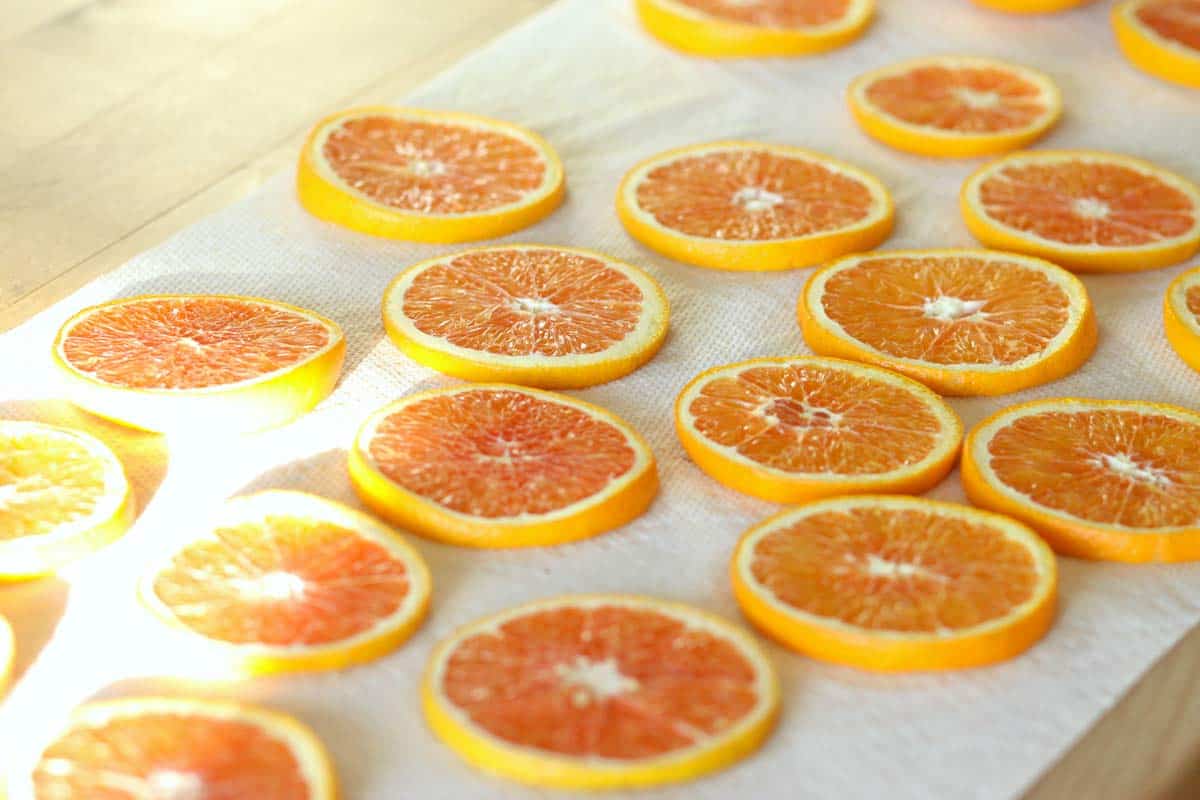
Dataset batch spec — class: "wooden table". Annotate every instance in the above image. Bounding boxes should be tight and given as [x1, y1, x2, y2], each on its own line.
[1, 2, 1197, 797]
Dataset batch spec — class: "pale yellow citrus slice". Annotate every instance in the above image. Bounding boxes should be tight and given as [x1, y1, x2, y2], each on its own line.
[848, 56, 1062, 158]
[1114, 0, 1200, 88]
[382, 245, 669, 389]
[53, 295, 345, 434]
[675, 357, 962, 503]
[349, 385, 658, 548]
[422, 594, 779, 790]
[732, 495, 1057, 671]
[962, 150, 1200, 272]
[139, 490, 431, 676]
[21, 697, 337, 799]
[1165, 265, 1200, 373]
[963, 398, 1200, 562]
[798, 249, 1097, 395]
[617, 141, 894, 271]
[634, 0, 874, 58]
[0, 421, 133, 580]
[298, 106, 565, 242]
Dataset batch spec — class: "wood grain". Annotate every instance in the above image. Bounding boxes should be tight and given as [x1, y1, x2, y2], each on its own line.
[0, 2, 1197, 798]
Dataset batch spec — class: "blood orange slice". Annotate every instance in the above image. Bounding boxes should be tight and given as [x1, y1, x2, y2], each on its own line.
[348, 386, 658, 548]
[634, 0, 874, 58]
[963, 399, 1200, 562]
[961, 150, 1200, 272]
[53, 295, 345, 434]
[0, 421, 133, 580]
[1165, 265, 1200, 373]
[139, 491, 431, 675]
[382, 245, 669, 389]
[1114, 1, 1200, 88]
[675, 357, 962, 503]
[24, 697, 336, 799]
[617, 141, 894, 271]
[848, 56, 1062, 158]
[298, 106, 565, 242]
[422, 594, 779, 790]
[798, 249, 1096, 395]
[732, 495, 1057, 671]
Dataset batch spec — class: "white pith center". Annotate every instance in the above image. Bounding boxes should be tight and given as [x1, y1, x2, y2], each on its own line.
[513, 297, 558, 314]
[232, 571, 307, 602]
[733, 187, 784, 213]
[954, 88, 1002, 110]
[922, 296, 987, 322]
[864, 554, 946, 581]
[1073, 197, 1111, 219]
[409, 159, 447, 177]
[176, 337, 204, 352]
[555, 657, 639, 706]
[759, 400, 843, 427]
[1097, 453, 1172, 489]
[147, 770, 206, 800]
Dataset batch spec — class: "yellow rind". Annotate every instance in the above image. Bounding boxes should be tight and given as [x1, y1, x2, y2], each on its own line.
[634, 0, 873, 58]
[381, 245, 671, 389]
[970, 0, 1095, 12]
[422, 594, 780, 790]
[1113, 0, 1200, 89]
[0, 615, 13, 696]
[731, 496, 1058, 671]
[617, 141, 894, 272]
[53, 295, 346, 434]
[297, 106, 565, 243]
[349, 386, 659, 548]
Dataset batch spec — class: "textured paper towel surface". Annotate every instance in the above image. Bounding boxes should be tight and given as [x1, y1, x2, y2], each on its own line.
[2, 1, 1200, 797]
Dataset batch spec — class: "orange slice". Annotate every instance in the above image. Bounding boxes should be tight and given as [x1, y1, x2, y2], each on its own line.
[382, 245, 670, 389]
[1165, 265, 1200, 373]
[732, 495, 1057, 671]
[23, 697, 336, 799]
[422, 594, 779, 790]
[617, 141, 894, 271]
[1114, 1, 1200, 88]
[0, 614, 12, 695]
[53, 295, 345, 434]
[675, 357, 962, 503]
[298, 106, 565, 242]
[0, 421, 133, 580]
[963, 399, 1200, 562]
[634, 0, 874, 58]
[961, 150, 1200, 272]
[798, 249, 1097, 396]
[848, 56, 1062, 158]
[970, 0, 1095, 12]
[349, 385, 658, 548]
[139, 490, 431, 676]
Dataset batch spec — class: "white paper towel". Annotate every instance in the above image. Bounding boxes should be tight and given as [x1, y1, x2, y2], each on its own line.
[2, 1, 1200, 797]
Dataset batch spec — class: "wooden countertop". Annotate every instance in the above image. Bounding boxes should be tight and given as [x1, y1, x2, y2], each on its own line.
[1, 2, 1197, 798]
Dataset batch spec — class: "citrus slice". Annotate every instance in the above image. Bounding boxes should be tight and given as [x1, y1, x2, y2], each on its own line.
[970, 0, 1095, 12]
[0, 614, 13, 695]
[963, 399, 1200, 562]
[1165, 265, 1200, 373]
[298, 106, 565, 242]
[732, 495, 1057, 671]
[382, 245, 670, 389]
[633, 0, 874, 58]
[53, 295, 345, 434]
[139, 490, 431, 675]
[848, 56, 1062, 158]
[349, 386, 658, 548]
[675, 357, 962, 503]
[961, 150, 1200, 272]
[422, 594, 779, 790]
[0, 421, 133, 580]
[797, 249, 1097, 396]
[23, 697, 336, 799]
[1114, 1, 1200, 88]
[617, 141, 894, 271]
